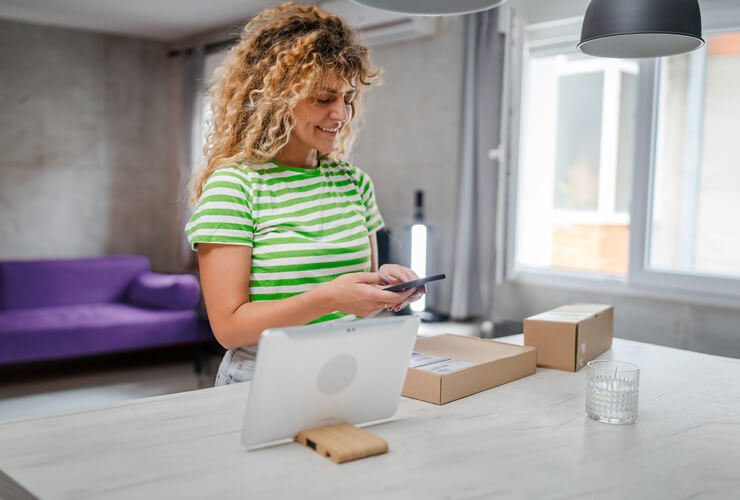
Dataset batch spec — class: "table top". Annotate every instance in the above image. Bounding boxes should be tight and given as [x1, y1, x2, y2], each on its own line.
[1, 335, 739, 500]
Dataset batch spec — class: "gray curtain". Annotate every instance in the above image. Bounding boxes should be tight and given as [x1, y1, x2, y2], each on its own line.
[175, 47, 204, 270]
[449, 9, 505, 320]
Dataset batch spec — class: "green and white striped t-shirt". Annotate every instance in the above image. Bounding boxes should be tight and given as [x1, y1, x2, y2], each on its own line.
[185, 158, 384, 324]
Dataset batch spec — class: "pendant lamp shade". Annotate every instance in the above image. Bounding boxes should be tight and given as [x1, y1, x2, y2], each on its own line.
[578, 0, 704, 58]
[351, 0, 506, 17]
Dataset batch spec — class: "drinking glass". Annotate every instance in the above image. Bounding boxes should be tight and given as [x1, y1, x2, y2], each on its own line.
[585, 360, 639, 424]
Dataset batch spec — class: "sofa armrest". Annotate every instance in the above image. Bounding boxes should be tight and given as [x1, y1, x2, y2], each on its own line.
[126, 272, 200, 310]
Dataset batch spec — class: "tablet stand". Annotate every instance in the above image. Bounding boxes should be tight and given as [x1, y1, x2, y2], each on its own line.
[294, 422, 388, 464]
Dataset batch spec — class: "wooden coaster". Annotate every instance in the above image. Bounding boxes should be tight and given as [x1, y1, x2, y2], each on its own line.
[294, 422, 388, 464]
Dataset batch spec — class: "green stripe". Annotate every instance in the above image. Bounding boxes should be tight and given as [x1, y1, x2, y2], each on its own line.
[367, 219, 384, 233]
[250, 291, 303, 301]
[203, 180, 244, 193]
[258, 200, 358, 222]
[186, 222, 251, 233]
[255, 178, 354, 197]
[199, 194, 249, 205]
[309, 312, 351, 324]
[258, 171, 321, 185]
[190, 235, 252, 245]
[256, 223, 365, 245]
[261, 211, 356, 229]
[252, 243, 368, 260]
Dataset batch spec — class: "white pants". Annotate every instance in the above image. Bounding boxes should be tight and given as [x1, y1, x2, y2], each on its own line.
[214, 345, 258, 386]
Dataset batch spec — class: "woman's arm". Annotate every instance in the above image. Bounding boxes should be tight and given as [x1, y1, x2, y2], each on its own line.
[369, 232, 379, 272]
[197, 242, 411, 349]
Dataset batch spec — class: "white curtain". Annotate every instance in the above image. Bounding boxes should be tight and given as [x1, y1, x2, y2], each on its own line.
[450, 9, 505, 320]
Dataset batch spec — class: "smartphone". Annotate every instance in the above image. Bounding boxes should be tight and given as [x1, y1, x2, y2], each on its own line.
[383, 273, 446, 292]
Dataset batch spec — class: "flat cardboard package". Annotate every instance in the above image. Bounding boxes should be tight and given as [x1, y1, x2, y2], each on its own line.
[402, 334, 536, 405]
[523, 304, 613, 372]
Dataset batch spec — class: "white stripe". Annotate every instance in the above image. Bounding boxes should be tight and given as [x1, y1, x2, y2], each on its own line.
[201, 186, 247, 198]
[189, 214, 252, 225]
[258, 205, 363, 226]
[198, 200, 250, 212]
[367, 214, 383, 227]
[250, 283, 317, 294]
[252, 182, 360, 205]
[251, 262, 368, 280]
[253, 175, 328, 191]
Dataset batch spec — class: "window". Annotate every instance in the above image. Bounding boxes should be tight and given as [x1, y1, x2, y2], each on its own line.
[649, 32, 740, 279]
[516, 40, 638, 275]
[508, 13, 740, 299]
[194, 48, 229, 174]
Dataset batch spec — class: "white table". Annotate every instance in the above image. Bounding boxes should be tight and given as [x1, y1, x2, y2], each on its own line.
[1, 335, 739, 499]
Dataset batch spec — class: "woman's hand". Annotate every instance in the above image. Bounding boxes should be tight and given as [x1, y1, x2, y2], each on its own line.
[378, 264, 426, 312]
[320, 272, 411, 317]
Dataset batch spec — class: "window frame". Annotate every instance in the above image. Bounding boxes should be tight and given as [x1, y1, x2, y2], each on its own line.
[503, 7, 740, 306]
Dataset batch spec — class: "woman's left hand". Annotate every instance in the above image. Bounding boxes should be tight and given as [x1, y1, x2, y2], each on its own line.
[377, 264, 426, 312]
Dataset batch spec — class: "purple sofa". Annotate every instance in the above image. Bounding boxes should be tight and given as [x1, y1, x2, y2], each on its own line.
[0, 255, 213, 366]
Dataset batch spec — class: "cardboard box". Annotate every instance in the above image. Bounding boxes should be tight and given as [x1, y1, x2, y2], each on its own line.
[523, 304, 613, 372]
[402, 334, 536, 405]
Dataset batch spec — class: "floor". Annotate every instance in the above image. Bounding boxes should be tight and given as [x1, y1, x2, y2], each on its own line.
[0, 320, 480, 422]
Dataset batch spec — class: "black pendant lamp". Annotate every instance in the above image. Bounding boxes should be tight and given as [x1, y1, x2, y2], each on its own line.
[351, 0, 506, 16]
[578, 0, 704, 58]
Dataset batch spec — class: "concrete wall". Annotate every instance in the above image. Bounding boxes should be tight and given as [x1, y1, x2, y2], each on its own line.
[351, 17, 465, 311]
[0, 19, 182, 272]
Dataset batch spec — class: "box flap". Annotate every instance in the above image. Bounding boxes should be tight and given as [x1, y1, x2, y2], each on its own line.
[525, 311, 592, 323]
[553, 303, 612, 315]
[414, 334, 534, 364]
[526, 304, 612, 324]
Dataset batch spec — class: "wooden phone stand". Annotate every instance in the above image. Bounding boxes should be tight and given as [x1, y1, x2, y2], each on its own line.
[294, 422, 388, 464]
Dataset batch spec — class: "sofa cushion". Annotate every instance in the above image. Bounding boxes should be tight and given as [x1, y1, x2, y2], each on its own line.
[0, 255, 150, 310]
[0, 303, 212, 365]
[126, 272, 200, 310]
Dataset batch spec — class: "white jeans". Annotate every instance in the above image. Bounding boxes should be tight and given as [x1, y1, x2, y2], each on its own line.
[214, 345, 258, 386]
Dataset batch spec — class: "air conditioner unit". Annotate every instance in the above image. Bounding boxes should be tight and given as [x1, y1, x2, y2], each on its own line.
[321, 1, 437, 47]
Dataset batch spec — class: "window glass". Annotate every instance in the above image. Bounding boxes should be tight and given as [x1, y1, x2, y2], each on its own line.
[554, 72, 603, 211]
[516, 50, 638, 275]
[650, 32, 740, 278]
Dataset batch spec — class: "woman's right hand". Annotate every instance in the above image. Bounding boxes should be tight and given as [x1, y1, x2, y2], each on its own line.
[321, 272, 414, 317]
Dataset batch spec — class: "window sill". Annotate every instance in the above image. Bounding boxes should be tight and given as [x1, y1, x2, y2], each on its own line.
[506, 267, 740, 311]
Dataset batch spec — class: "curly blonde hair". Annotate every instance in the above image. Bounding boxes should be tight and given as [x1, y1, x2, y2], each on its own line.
[190, 2, 380, 204]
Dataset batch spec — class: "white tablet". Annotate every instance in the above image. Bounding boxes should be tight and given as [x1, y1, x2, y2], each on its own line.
[241, 316, 420, 449]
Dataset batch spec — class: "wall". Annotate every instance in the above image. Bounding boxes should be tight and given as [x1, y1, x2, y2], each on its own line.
[493, 280, 740, 358]
[350, 17, 465, 311]
[0, 19, 182, 272]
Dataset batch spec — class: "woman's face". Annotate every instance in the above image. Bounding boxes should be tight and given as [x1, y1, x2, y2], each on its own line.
[291, 73, 356, 155]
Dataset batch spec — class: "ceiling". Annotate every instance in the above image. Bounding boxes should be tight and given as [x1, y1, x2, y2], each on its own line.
[0, 0, 295, 42]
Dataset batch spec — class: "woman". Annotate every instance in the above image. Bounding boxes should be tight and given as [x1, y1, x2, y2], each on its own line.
[186, 2, 424, 385]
